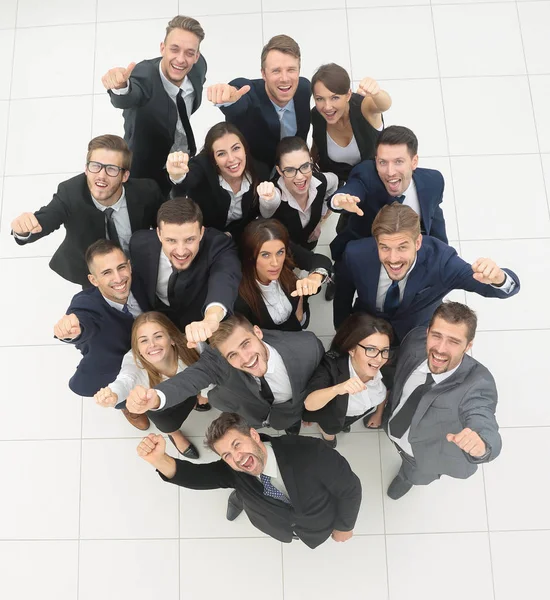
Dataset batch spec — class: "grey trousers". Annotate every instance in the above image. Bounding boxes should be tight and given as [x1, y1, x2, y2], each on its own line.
[397, 447, 441, 486]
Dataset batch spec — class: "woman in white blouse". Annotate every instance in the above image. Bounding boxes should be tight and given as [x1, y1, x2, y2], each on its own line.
[94, 312, 210, 459]
[304, 312, 393, 448]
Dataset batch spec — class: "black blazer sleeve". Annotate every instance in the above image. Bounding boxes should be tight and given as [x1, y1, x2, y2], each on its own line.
[158, 458, 234, 490]
[305, 356, 338, 398]
[203, 231, 242, 314]
[170, 156, 207, 196]
[107, 60, 154, 110]
[289, 241, 333, 274]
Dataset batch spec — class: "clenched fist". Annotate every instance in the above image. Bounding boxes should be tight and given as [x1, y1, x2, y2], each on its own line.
[137, 433, 166, 464]
[207, 83, 251, 104]
[471, 258, 506, 286]
[126, 385, 160, 414]
[101, 62, 136, 91]
[185, 317, 220, 348]
[257, 181, 276, 202]
[446, 428, 486, 457]
[334, 376, 366, 396]
[357, 77, 380, 97]
[11, 212, 42, 235]
[291, 274, 323, 297]
[166, 151, 189, 180]
[54, 314, 81, 340]
[332, 194, 364, 216]
[94, 387, 119, 408]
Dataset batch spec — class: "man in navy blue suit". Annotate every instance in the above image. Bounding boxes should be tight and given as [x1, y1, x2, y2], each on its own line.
[54, 239, 150, 430]
[206, 35, 311, 170]
[333, 203, 520, 342]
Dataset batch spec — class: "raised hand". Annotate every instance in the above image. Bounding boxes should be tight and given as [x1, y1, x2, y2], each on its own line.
[334, 376, 367, 396]
[332, 194, 364, 216]
[446, 428, 486, 457]
[207, 83, 251, 104]
[137, 433, 166, 465]
[471, 258, 506, 286]
[11, 212, 42, 235]
[101, 62, 136, 91]
[331, 529, 353, 542]
[126, 385, 160, 414]
[291, 274, 323, 297]
[166, 151, 189, 180]
[94, 387, 119, 408]
[185, 317, 220, 348]
[54, 314, 81, 340]
[257, 181, 276, 201]
[366, 413, 383, 428]
[356, 77, 380, 97]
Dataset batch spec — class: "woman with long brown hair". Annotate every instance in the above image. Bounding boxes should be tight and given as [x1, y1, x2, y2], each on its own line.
[94, 312, 211, 459]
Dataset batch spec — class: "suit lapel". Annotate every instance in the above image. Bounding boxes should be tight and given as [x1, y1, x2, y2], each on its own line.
[396, 245, 429, 315]
[390, 347, 426, 412]
[269, 436, 302, 512]
[125, 182, 144, 232]
[143, 234, 162, 307]
[294, 82, 311, 138]
[412, 170, 430, 233]
[364, 241, 383, 310]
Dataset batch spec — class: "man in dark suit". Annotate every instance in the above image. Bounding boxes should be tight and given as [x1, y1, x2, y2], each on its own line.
[137, 412, 361, 548]
[102, 16, 207, 195]
[10, 135, 164, 287]
[207, 35, 311, 170]
[384, 302, 502, 499]
[54, 240, 150, 430]
[129, 198, 241, 346]
[333, 203, 520, 341]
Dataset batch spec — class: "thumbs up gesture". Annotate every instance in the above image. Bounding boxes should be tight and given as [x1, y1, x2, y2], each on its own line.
[257, 181, 276, 202]
[126, 385, 160, 414]
[207, 83, 251, 104]
[332, 194, 364, 216]
[166, 151, 190, 180]
[446, 428, 486, 457]
[101, 62, 136, 91]
[54, 313, 81, 340]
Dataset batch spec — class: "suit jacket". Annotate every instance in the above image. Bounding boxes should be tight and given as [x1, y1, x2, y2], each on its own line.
[330, 161, 448, 261]
[334, 235, 521, 341]
[108, 56, 207, 193]
[129, 227, 241, 330]
[155, 330, 325, 430]
[385, 327, 502, 478]
[61, 284, 149, 397]
[171, 154, 269, 241]
[220, 77, 311, 170]
[159, 433, 362, 548]
[13, 174, 164, 286]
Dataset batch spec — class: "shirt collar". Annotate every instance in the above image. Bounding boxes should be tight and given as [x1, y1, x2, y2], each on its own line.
[261, 442, 279, 479]
[158, 61, 192, 98]
[91, 187, 126, 212]
[270, 98, 295, 115]
[218, 173, 251, 196]
[277, 174, 322, 212]
[418, 358, 462, 384]
[400, 179, 416, 201]
[263, 342, 278, 377]
[102, 294, 127, 312]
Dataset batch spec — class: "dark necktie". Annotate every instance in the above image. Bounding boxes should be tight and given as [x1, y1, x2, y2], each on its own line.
[395, 195, 405, 203]
[383, 280, 401, 316]
[258, 376, 275, 405]
[176, 90, 196, 157]
[122, 303, 131, 316]
[167, 267, 179, 306]
[260, 473, 291, 505]
[104, 208, 120, 247]
[390, 372, 435, 438]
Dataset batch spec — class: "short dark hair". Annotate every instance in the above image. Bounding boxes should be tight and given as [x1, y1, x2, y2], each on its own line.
[311, 63, 350, 95]
[275, 136, 310, 166]
[86, 134, 132, 170]
[205, 412, 252, 453]
[157, 197, 203, 229]
[85, 239, 125, 271]
[209, 314, 256, 350]
[261, 34, 301, 70]
[331, 312, 393, 354]
[429, 302, 478, 343]
[376, 125, 418, 158]
[371, 202, 421, 240]
[165, 15, 205, 43]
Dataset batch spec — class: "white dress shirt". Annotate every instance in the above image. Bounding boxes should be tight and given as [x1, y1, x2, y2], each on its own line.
[257, 280, 293, 325]
[257, 342, 293, 405]
[259, 442, 290, 499]
[91, 189, 132, 254]
[397, 179, 421, 219]
[388, 359, 461, 456]
[346, 358, 387, 417]
[218, 174, 250, 224]
[375, 258, 417, 312]
[103, 291, 142, 318]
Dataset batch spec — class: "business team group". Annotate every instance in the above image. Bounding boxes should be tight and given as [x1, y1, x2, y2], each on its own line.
[11, 16, 520, 549]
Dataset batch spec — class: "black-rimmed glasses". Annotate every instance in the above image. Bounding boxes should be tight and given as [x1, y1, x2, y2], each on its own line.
[357, 343, 393, 360]
[281, 161, 313, 178]
[87, 161, 126, 177]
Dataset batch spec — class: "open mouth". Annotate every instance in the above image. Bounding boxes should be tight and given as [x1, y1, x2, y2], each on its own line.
[95, 181, 108, 189]
[239, 455, 255, 471]
[226, 163, 241, 174]
[278, 85, 292, 94]
[242, 355, 259, 370]
[367, 361, 381, 370]
[386, 178, 401, 194]
[430, 352, 448, 368]
[172, 253, 191, 265]
[171, 62, 187, 73]
[386, 262, 405, 276]
[147, 348, 163, 358]
[323, 110, 337, 119]
[111, 281, 127, 293]
[293, 179, 307, 191]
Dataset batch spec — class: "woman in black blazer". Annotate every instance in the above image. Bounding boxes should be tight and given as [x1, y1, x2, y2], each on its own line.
[166, 122, 269, 241]
[234, 219, 332, 331]
[304, 312, 393, 448]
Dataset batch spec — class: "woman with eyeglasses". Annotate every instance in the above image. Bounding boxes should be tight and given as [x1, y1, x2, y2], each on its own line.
[257, 136, 339, 250]
[303, 312, 393, 448]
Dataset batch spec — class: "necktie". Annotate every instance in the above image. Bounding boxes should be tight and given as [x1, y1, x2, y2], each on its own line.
[383, 280, 401, 316]
[395, 195, 405, 204]
[104, 208, 120, 247]
[167, 267, 179, 306]
[260, 473, 291, 505]
[258, 376, 275, 405]
[122, 303, 131, 316]
[390, 372, 435, 438]
[176, 90, 196, 157]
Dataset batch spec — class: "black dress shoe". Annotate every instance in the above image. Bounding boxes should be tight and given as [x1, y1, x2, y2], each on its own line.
[284, 421, 301, 436]
[226, 490, 243, 521]
[387, 473, 413, 500]
[194, 402, 212, 412]
[342, 425, 351, 433]
[168, 435, 199, 459]
[325, 279, 336, 302]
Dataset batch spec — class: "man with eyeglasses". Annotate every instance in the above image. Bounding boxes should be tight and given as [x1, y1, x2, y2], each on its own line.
[384, 302, 502, 500]
[10, 135, 164, 288]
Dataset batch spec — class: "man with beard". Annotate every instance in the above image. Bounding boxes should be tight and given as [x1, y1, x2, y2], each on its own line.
[333, 203, 520, 340]
[10, 135, 164, 288]
[384, 302, 502, 499]
[137, 412, 361, 547]
[54, 240, 150, 430]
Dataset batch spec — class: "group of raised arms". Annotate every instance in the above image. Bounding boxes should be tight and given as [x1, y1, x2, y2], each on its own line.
[11, 16, 520, 549]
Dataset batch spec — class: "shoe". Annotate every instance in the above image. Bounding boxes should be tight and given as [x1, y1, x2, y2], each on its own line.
[387, 473, 413, 500]
[322, 436, 337, 449]
[226, 490, 243, 521]
[121, 408, 150, 431]
[325, 279, 336, 302]
[285, 421, 301, 435]
[194, 402, 212, 412]
[168, 435, 199, 459]
[342, 425, 351, 433]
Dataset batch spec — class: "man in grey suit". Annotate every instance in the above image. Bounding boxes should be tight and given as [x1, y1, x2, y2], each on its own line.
[101, 15, 207, 195]
[385, 301, 501, 500]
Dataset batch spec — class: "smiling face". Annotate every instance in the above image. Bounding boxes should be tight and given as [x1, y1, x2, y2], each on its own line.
[214, 427, 266, 476]
[85, 149, 129, 206]
[261, 50, 300, 107]
[216, 325, 269, 378]
[212, 133, 247, 182]
[255, 239, 286, 284]
[376, 231, 422, 281]
[88, 248, 132, 303]
[349, 332, 391, 379]
[276, 149, 312, 197]
[157, 220, 204, 271]
[375, 143, 419, 197]
[426, 317, 472, 374]
[136, 321, 175, 366]
[160, 28, 201, 86]
[313, 80, 351, 125]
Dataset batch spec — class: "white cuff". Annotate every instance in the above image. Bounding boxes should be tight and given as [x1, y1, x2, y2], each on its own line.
[205, 303, 227, 320]
[491, 272, 515, 294]
[13, 230, 33, 240]
[150, 390, 167, 411]
[215, 102, 235, 108]
[111, 84, 130, 95]
[170, 173, 187, 185]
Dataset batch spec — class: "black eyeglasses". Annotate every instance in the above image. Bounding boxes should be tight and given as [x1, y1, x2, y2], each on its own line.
[281, 161, 313, 178]
[87, 161, 126, 177]
[357, 343, 393, 360]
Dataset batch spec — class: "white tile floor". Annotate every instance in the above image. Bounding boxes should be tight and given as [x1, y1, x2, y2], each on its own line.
[0, 1, 548, 599]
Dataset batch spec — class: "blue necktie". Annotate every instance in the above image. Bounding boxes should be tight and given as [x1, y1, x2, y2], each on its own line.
[122, 304, 131, 316]
[260, 473, 291, 505]
[390, 195, 405, 204]
[383, 280, 400, 315]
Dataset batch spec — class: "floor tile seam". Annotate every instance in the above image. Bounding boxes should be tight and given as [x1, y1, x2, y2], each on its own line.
[480, 466, 497, 599]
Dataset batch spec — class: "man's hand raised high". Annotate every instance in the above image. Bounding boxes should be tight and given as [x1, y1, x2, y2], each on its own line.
[101, 62, 137, 91]
[126, 385, 161, 414]
[207, 83, 251, 105]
